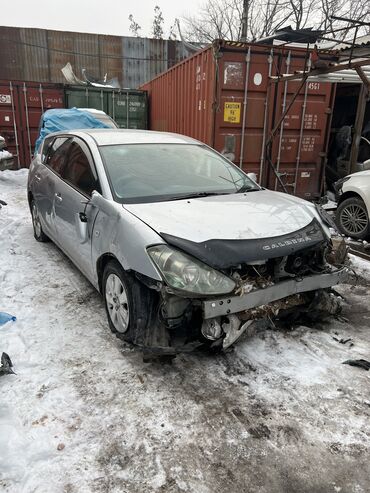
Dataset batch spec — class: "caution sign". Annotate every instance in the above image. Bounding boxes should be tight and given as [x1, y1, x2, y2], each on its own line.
[224, 102, 241, 123]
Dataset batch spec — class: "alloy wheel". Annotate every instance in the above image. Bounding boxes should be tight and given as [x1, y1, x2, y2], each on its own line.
[32, 202, 42, 237]
[105, 273, 130, 333]
[340, 203, 368, 236]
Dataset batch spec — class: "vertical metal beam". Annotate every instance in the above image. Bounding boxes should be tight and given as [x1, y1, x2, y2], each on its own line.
[349, 84, 368, 174]
[275, 51, 291, 190]
[294, 57, 311, 195]
[259, 49, 273, 180]
[239, 47, 251, 168]
[9, 82, 20, 168]
[23, 83, 32, 163]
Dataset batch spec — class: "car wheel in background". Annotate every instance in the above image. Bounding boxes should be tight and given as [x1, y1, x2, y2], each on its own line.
[31, 200, 49, 242]
[336, 197, 370, 240]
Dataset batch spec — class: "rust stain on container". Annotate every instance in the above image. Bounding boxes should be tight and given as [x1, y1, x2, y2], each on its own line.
[141, 40, 336, 198]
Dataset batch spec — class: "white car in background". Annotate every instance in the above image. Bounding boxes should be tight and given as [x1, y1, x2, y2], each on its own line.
[335, 171, 370, 239]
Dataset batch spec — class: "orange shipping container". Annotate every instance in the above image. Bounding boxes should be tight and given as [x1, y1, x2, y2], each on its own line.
[140, 40, 337, 199]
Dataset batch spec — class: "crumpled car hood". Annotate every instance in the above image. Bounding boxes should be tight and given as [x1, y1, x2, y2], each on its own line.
[124, 190, 320, 242]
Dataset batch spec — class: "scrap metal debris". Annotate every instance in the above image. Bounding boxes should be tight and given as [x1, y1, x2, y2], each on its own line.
[0, 352, 15, 376]
[342, 359, 370, 371]
[333, 336, 354, 346]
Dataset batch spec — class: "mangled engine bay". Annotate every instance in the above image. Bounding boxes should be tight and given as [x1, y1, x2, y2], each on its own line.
[148, 219, 349, 352]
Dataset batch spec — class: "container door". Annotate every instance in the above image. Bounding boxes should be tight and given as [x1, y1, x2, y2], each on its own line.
[20, 83, 64, 166]
[268, 52, 335, 199]
[65, 87, 107, 112]
[107, 91, 147, 129]
[213, 47, 277, 183]
[0, 82, 22, 167]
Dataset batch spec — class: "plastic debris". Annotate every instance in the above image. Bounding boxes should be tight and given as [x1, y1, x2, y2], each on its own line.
[0, 352, 15, 376]
[342, 359, 370, 371]
[0, 312, 16, 326]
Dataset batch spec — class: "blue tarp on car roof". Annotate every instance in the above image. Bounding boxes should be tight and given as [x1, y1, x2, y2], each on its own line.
[34, 108, 110, 153]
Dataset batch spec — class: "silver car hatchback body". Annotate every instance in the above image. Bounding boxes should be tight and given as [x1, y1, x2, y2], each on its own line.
[27, 129, 348, 358]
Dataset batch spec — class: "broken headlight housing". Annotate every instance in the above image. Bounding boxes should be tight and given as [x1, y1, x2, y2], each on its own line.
[147, 245, 236, 295]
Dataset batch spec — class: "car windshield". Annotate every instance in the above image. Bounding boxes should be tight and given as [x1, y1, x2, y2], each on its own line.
[99, 143, 260, 203]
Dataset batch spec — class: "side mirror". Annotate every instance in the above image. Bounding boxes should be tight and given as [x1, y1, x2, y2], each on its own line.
[363, 159, 370, 170]
[90, 191, 120, 217]
[247, 172, 258, 183]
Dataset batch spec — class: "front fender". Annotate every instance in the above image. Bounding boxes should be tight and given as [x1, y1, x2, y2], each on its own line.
[91, 198, 164, 284]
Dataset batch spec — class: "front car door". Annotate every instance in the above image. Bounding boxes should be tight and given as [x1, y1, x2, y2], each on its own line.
[53, 137, 101, 281]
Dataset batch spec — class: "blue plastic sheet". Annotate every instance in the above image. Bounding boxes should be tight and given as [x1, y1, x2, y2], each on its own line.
[34, 108, 110, 153]
[0, 312, 16, 326]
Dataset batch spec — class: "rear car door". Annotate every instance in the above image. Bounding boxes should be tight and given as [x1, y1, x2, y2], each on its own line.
[33, 136, 72, 240]
[54, 137, 101, 280]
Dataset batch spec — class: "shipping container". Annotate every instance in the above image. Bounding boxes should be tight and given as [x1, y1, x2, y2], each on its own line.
[0, 80, 64, 167]
[140, 40, 337, 199]
[0, 26, 191, 88]
[64, 86, 148, 129]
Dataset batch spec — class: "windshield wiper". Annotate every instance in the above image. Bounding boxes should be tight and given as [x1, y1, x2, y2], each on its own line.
[166, 191, 230, 201]
[236, 185, 260, 193]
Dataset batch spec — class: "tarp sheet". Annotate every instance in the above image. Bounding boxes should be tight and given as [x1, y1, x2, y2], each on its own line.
[34, 108, 110, 153]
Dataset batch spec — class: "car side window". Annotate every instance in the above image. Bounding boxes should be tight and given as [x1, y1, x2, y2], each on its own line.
[41, 137, 54, 164]
[62, 141, 101, 197]
[46, 137, 72, 175]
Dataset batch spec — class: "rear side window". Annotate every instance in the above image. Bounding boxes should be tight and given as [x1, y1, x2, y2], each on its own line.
[46, 138, 72, 175]
[62, 141, 101, 197]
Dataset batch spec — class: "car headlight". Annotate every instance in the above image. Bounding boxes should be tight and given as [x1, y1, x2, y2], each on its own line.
[147, 245, 236, 295]
[333, 176, 350, 194]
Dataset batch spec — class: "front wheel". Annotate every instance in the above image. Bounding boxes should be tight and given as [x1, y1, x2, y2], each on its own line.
[31, 200, 49, 242]
[102, 260, 161, 346]
[336, 197, 369, 240]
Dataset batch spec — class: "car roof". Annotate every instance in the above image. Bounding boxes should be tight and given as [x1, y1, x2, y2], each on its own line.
[56, 129, 201, 146]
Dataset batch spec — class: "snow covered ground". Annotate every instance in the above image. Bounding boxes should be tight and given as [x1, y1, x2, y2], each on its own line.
[0, 170, 369, 493]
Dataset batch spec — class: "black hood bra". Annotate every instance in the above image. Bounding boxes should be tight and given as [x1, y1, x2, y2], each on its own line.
[160, 219, 326, 269]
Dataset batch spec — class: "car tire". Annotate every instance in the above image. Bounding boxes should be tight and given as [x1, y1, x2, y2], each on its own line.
[102, 260, 159, 346]
[31, 200, 49, 242]
[336, 197, 370, 240]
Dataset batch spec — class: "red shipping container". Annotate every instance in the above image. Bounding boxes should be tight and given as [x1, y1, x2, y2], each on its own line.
[0, 80, 64, 167]
[140, 40, 337, 199]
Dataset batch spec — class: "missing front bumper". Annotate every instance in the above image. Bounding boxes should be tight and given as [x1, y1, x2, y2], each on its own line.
[202, 268, 349, 319]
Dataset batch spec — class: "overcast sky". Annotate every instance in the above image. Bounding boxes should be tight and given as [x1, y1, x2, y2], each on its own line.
[1, 0, 202, 37]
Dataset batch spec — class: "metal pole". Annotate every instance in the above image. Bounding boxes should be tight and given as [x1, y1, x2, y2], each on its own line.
[275, 51, 291, 190]
[10, 82, 20, 168]
[112, 91, 115, 120]
[23, 82, 32, 162]
[39, 84, 44, 114]
[259, 49, 273, 181]
[294, 56, 311, 195]
[126, 92, 129, 128]
[239, 47, 251, 168]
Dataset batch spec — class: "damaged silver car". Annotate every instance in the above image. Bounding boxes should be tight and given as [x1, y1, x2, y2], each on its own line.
[27, 129, 349, 358]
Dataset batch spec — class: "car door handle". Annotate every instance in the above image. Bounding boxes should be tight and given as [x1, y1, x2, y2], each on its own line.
[35, 174, 41, 182]
[55, 193, 63, 202]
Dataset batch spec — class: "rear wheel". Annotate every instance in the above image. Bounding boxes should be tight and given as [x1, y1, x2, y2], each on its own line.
[31, 200, 49, 242]
[102, 260, 161, 347]
[336, 197, 369, 239]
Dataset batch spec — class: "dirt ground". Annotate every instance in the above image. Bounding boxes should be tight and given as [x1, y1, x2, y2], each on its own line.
[1, 170, 369, 493]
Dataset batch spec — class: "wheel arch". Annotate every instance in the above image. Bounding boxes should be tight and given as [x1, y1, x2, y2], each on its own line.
[338, 190, 364, 206]
[96, 253, 122, 294]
